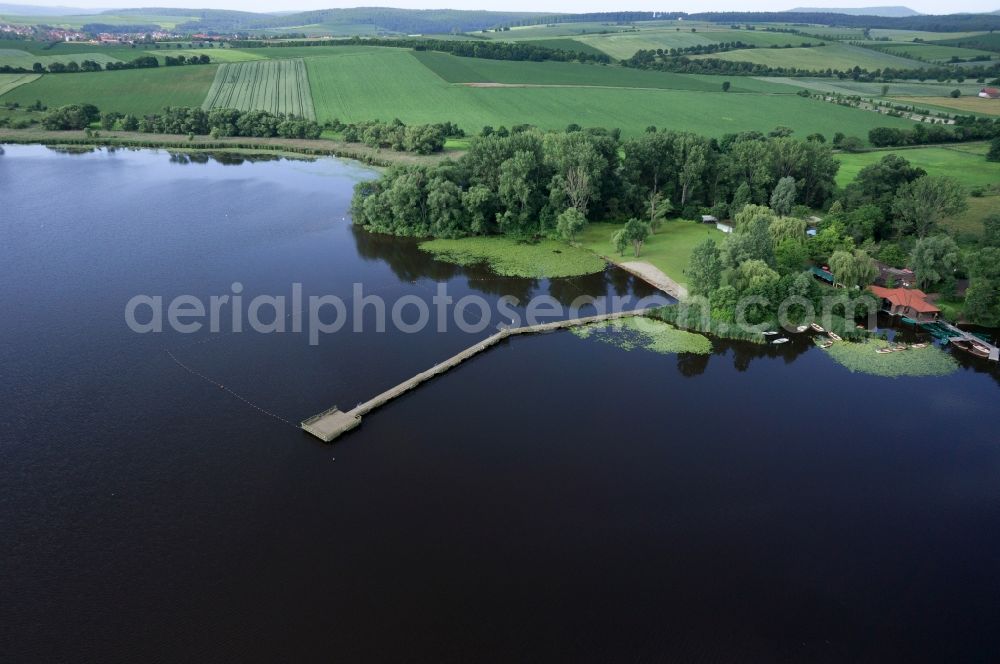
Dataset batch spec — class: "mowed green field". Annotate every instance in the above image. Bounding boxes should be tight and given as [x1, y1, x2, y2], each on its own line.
[0, 72, 39, 95]
[412, 50, 792, 93]
[0, 65, 218, 115]
[694, 43, 926, 71]
[202, 59, 315, 119]
[306, 48, 916, 139]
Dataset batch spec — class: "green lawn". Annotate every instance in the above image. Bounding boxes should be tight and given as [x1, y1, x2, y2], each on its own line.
[306, 48, 916, 139]
[0, 65, 218, 115]
[837, 145, 1000, 238]
[695, 43, 926, 72]
[578, 220, 718, 287]
[836, 144, 1000, 190]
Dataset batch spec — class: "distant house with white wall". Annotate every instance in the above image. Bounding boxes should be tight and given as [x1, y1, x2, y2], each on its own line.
[979, 87, 1000, 99]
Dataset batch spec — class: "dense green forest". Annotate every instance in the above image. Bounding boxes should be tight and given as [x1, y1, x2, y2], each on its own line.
[351, 126, 1000, 326]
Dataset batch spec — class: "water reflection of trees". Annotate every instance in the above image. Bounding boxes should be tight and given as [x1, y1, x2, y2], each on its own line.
[710, 336, 814, 373]
[349, 226, 667, 307]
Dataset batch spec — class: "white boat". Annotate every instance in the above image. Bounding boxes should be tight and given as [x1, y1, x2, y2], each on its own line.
[810, 323, 825, 332]
[772, 337, 789, 344]
[763, 330, 779, 336]
[828, 332, 842, 342]
[796, 325, 809, 333]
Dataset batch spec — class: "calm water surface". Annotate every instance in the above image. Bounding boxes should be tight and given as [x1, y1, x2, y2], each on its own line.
[1, 145, 999, 662]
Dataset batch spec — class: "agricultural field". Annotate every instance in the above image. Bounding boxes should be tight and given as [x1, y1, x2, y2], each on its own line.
[232, 45, 388, 59]
[475, 22, 648, 41]
[0, 65, 218, 115]
[0, 12, 195, 30]
[572, 27, 820, 60]
[168, 48, 265, 63]
[516, 39, 608, 57]
[305, 47, 917, 139]
[0, 72, 39, 96]
[875, 42, 996, 62]
[892, 95, 1000, 117]
[934, 33, 1000, 52]
[765, 77, 986, 97]
[0, 48, 124, 69]
[573, 31, 717, 59]
[692, 42, 926, 71]
[202, 59, 315, 119]
[867, 29, 990, 42]
[258, 23, 385, 37]
[798, 26, 868, 39]
[411, 50, 793, 92]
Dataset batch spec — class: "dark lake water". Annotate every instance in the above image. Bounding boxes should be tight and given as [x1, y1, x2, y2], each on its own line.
[2, 144, 999, 663]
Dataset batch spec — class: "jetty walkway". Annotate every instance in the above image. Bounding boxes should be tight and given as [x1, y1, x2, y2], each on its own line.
[302, 308, 655, 442]
[940, 321, 1000, 362]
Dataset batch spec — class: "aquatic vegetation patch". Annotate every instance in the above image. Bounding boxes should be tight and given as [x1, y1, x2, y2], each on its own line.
[419, 237, 605, 278]
[572, 317, 712, 355]
[824, 338, 957, 378]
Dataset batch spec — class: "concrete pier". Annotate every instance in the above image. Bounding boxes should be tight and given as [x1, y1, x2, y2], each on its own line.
[302, 308, 654, 442]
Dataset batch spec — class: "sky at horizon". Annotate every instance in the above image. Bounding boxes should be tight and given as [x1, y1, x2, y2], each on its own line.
[3, 1, 998, 16]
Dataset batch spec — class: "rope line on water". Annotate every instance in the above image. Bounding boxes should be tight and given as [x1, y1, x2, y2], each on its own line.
[164, 349, 298, 428]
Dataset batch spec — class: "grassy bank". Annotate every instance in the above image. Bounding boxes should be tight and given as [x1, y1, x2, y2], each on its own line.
[578, 219, 717, 289]
[419, 236, 606, 278]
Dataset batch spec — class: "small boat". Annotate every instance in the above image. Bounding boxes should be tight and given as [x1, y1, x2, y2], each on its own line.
[890, 345, 908, 352]
[910, 343, 927, 349]
[856, 324, 865, 329]
[796, 325, 809, 333]
[810, 323, 825, 333]
[876, 348, 893, 354]
[772, 337, 789, 344]
[818, 341, 833, 349]
[952, 339, 989, 358]
[828, 332, 842, 342]
[763, 330, 779, 336]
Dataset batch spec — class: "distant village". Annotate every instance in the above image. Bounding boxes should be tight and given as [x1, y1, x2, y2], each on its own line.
[0, 22, 192, 44]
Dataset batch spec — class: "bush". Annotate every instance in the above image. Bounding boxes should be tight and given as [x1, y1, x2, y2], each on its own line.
[42, 104, 100, 130]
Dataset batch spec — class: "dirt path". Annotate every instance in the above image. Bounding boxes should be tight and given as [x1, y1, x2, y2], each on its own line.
[618, 261, 689, 301]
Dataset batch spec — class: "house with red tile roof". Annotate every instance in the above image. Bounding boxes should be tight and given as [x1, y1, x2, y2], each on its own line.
[869, 286, 940, 322]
